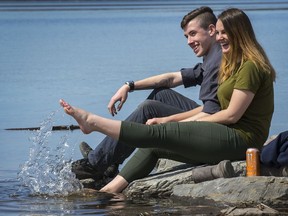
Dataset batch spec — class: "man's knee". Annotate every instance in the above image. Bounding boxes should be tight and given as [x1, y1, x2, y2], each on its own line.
[137, 99, 159, 110]
[147, 87, 173, 100]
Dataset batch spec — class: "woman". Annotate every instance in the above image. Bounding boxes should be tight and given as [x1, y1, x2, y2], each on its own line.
[60, 8, 275, 193]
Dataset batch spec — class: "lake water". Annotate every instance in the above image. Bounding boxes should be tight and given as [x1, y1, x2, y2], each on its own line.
[0, 1, 288, 215]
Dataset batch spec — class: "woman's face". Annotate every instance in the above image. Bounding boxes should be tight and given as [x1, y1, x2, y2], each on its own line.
[216, 20, 230, 54]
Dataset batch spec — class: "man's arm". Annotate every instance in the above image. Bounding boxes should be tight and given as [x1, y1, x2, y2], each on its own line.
[107, 72, 183, 116]
[132, 72, 183, 90]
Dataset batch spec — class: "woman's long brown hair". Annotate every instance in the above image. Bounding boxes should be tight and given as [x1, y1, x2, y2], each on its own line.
[217, 8, 276, 83]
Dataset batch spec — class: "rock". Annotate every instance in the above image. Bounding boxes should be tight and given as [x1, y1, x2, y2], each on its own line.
[220, 204, 279, 215]
[155, 159, 193, 172]
[156, 159, 247, 176]
[123, 165, 196, 197]
[172, 176, 288, 207]
[77, 134, 288, 214]
[122, 158, 288, 214]
[123, 160, 246, 198]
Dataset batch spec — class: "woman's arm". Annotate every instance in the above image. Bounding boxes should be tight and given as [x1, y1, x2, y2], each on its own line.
[197, 89, 255, 124]
[146, 106, 203, 125]
[181, 110, 212, 122]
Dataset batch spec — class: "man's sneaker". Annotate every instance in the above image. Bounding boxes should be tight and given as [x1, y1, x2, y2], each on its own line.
[71, 158, 103, 180]
[79, 141, 93, 159]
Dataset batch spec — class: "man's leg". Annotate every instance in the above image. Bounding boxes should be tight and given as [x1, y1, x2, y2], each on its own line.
[147, 87, 200, 109]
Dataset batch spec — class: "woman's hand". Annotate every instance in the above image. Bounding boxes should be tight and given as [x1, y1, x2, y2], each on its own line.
[146, 117, 170, 125]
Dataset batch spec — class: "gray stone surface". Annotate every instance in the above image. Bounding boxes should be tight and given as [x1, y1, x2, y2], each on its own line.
[78, 158, 288, 214]
[123, 165, 196, 197]
[122, 158, 288, 215]
[123, 160, 246, 197]
[172, 176, 288, 207]
[220, 204, 280, 216]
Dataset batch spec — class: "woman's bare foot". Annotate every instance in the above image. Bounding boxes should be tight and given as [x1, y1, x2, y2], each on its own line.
[59, 99, 95, 134]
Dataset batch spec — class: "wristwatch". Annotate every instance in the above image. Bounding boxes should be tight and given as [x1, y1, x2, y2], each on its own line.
[125, 81, 135, 92]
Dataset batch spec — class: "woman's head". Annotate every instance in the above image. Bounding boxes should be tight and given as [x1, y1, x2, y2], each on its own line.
[216, 8, 276, 82]
[216, 8, 255, 55]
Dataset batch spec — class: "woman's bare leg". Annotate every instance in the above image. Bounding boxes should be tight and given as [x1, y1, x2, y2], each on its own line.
[59, 99, 121, 140]
[60, 99, 129, 193]
[100, 175, 129, 193]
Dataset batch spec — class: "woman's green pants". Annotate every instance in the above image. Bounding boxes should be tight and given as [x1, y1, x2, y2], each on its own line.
[118, 121, 249, 183]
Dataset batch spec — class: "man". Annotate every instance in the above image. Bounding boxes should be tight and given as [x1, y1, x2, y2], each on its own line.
[72, 6, 222, 186]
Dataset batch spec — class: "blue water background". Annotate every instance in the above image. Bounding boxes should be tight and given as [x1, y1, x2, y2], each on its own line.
[0, 1, 287, 215]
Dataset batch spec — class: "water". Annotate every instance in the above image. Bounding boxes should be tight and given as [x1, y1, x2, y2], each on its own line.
[0, 1, 288, 215]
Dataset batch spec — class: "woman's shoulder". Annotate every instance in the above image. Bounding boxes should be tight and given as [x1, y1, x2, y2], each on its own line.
[242, 60, 257, 69]
[237, 60, 258, 75]
[239, 60, 270, 81]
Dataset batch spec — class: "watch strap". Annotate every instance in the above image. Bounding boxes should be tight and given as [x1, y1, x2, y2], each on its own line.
[125, 81, 135, 92]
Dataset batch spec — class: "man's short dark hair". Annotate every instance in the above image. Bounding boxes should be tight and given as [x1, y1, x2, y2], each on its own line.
[181, 6, 217, 30]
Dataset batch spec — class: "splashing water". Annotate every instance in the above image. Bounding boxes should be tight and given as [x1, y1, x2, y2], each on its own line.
[18, 110, 83, 196]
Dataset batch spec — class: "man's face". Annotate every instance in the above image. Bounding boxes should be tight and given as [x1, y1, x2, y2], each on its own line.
[183, 19, 215, 57]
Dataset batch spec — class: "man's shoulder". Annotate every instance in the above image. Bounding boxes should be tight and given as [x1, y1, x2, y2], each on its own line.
[207, 43, 222, 59]
[202, 43, 222, 70]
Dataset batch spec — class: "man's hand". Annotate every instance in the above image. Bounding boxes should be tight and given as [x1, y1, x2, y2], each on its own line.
[107, 85, 130, 116]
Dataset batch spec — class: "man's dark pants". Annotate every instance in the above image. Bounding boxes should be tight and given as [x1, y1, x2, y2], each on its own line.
[87, 88, 200, 172]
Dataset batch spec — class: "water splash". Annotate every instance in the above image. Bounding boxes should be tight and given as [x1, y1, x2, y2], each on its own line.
[18, 110, 83, 196]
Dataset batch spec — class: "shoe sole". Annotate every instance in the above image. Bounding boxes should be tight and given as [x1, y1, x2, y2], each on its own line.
[220, 160, 235, 178]
[79, 141, 93, 159]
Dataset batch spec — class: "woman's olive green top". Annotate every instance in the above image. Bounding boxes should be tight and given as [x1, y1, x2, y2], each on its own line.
[217, 60, 274, 147]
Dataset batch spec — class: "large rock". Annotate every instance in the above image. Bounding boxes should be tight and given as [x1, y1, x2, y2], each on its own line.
[172, 176, 288, 207]
[123, 165, 196, 197]
[123, 160, 245, 198]
[123, 159, 288, 211]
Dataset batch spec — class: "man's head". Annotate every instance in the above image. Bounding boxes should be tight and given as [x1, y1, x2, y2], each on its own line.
[181, 7, 217, 57]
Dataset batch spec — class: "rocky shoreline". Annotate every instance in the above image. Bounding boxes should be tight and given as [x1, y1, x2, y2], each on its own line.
[80, 135, 288, 215]
[80, 159, 288, 215]
[120, 159, 288, 215]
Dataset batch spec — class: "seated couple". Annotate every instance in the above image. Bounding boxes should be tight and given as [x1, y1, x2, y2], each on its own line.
[61, 7, 275, 193]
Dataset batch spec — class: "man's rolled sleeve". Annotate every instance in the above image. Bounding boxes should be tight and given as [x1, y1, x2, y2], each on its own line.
[202, 100, 221, 114]
[180, 63, 203, 88]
